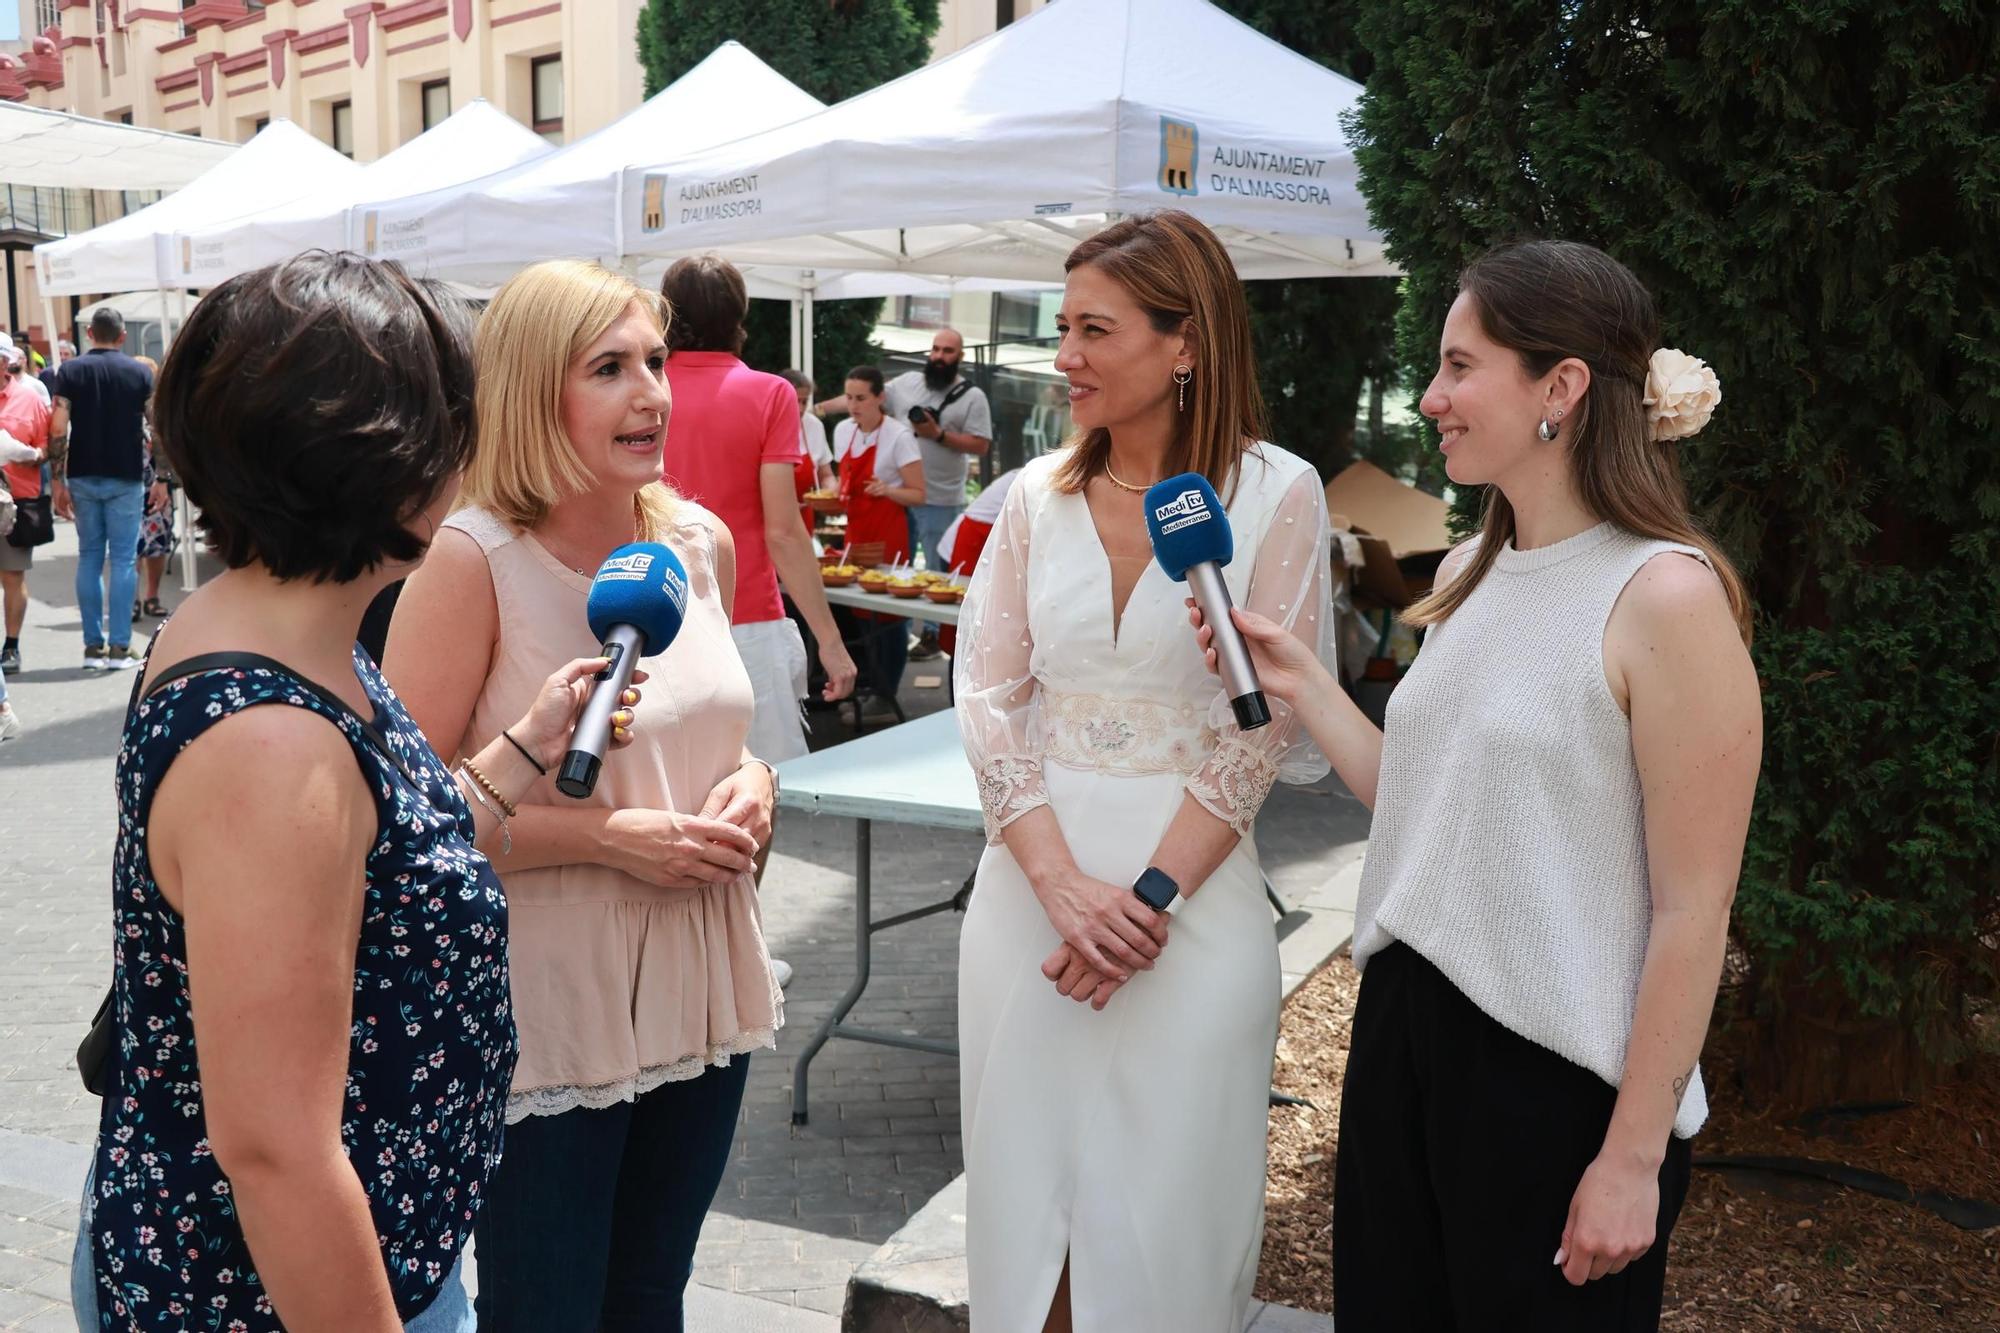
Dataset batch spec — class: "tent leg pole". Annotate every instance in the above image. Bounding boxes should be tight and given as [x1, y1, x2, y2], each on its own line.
[177, 490, 197, 594]
[41, 295, 61, 368]
[801, 287, 815, 387]
[789, 296, 803, 372]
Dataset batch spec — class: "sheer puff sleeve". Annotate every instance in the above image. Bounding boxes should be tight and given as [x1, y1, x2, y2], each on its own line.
[1184, 463, 1337, 837]
[954, 475, 1048, 844]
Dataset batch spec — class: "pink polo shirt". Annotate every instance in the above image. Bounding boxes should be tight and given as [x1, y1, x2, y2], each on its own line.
[0, 376, 50, 501]
[660, 351, 804, 625]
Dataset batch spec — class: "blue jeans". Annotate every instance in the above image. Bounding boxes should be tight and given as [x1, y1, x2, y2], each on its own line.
[70, 1171, 476, 1331]
[69, 476, 145, 651]
[909, 502, 962, 637]
[474, 1056, 751, 1333]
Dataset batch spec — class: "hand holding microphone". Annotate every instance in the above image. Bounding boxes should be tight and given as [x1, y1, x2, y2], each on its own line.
[1184, 603, 1325, 706]
[1143, 473, 1271, 731]
[558, 541, 690, 799]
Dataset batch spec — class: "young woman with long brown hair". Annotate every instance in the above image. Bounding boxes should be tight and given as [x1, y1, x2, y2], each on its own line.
[953, 210, 1337, 1331]
[1192, 239, 1760, 1329]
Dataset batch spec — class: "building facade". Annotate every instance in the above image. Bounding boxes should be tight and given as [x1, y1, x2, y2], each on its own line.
[0, 0, 1047, 352]
[0, 0, 643, 345]
[3, 1, 644, 158]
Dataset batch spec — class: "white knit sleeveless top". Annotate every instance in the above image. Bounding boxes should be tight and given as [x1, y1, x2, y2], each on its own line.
[1352, 521, 1713, 1138]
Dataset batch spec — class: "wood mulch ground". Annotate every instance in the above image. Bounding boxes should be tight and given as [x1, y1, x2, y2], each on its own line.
[1254, 952, 2000, 1330]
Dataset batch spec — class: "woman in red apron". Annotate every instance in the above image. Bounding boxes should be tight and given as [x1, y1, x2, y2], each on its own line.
[833, 367, 925, 706]
[934, 466, 1023, 658]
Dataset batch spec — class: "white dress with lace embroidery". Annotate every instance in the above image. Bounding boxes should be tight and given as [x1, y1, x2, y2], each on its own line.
[953, 445, 1335, 1333]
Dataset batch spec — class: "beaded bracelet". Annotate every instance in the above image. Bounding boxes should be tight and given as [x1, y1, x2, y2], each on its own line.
[460, 757, 517, 819]
[456, 765, 512, 856]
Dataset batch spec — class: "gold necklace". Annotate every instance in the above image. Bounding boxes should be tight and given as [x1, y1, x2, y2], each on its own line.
[1101, 459, 1157, 494]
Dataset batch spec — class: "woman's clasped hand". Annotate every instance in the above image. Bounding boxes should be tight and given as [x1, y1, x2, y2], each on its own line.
[1032, 865, 1171, 1009]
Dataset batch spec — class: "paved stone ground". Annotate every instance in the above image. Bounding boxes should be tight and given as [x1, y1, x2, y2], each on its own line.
[0, 522, 1368, 1326]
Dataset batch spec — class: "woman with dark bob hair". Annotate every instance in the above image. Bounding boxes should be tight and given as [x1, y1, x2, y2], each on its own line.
[70, 252, 641, 1333]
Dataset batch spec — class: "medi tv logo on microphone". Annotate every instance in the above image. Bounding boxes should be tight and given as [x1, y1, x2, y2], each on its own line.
[598, 552, 655, 581]
[1153, 488, 1213, 535]
[596, 549, 688, 612]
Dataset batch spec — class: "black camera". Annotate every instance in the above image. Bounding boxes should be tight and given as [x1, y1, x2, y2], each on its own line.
[907, 405, 937, 427]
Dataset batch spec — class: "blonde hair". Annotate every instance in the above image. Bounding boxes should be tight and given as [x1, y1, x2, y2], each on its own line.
[1405, 241, 1752, 644]
[1050, 210, 1268, 498]
[461, 259, 679, 539]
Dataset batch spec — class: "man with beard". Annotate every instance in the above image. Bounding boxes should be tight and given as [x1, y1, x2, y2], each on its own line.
[882, 329, 990, 659]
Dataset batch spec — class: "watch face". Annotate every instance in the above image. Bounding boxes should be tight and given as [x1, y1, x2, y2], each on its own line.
[1133, 867, 1178, 910]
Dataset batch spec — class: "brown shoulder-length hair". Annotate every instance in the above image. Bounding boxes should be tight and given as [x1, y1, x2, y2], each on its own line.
[1049, 210, 1267, 496]
[1404, 240, 1752, 644]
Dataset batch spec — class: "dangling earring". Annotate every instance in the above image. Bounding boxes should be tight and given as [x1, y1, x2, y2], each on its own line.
[1173, 364, 1193, 412]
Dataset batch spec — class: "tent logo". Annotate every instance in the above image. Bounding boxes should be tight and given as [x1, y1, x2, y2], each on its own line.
[179, 235, 192, 273]
[363, 211, 379, 254]
[641, 174, 667, 233]
[1159, 118, 1198, 197]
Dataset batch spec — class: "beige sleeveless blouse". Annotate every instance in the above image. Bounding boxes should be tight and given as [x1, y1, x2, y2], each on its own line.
[443, 503, 782, 1122]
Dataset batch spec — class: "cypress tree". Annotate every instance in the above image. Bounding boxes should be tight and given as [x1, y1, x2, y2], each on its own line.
[634, 0, 943, 378]
[1350, 1, 2000, 1106]
[1211, 0, 1407, 484]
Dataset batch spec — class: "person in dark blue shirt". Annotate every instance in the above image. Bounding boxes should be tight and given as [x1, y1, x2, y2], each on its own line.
[50, 308, 153, 669]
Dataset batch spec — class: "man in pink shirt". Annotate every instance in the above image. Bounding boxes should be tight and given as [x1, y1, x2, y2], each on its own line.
[660, 256, 856, 764]
[0, 338, 51, 678]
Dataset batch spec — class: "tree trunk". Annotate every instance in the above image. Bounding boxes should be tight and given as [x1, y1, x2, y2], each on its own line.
[1743, 970, 1942, 1111]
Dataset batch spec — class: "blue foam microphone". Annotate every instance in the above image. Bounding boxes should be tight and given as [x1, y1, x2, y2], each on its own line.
[556, 542, 689, 799]
[1143, 473, 1270, 731]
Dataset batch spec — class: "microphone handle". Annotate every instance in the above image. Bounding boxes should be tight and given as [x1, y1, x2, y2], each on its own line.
[1186, 561, 1272, 732]
[556, 623, 645, 799]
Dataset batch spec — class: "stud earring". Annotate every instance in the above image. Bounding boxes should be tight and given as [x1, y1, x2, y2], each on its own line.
[1173, 364, 1193, 412]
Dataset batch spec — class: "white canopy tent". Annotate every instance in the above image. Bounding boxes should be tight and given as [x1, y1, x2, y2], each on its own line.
[0, 102, 234, 191]
[612, 0, 1392, 284]
[36, 119, 355, 595]
[75, 290, 204, 324]
[369, 43, 1053, 375]
[367, 42, 822, 290]
[172, 100, 551, 288]
[34, 119, 357, 298]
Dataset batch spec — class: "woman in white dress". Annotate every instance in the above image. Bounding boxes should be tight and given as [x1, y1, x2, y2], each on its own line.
[955, 209, 1335, 1332]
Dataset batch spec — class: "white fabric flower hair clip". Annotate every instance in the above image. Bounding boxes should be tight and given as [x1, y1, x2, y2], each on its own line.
[1642, 349, 1721, 442]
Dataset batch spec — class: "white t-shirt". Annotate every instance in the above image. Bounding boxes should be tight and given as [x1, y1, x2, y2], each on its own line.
[939, 468, 1021, 565]
[801, 411, 832, 472]
[833, 416, 921, 486]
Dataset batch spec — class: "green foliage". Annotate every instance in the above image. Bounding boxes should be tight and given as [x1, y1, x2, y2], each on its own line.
[1211, 0, 1406, 485]
[1350, 1, 2000, 1066]
[637, 0, 939, 106]
[635, 0, 945, 380]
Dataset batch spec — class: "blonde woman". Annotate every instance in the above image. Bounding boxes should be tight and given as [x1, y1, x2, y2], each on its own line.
[384, 260, 783, 1332]
[1195, 240, 1759, 1330]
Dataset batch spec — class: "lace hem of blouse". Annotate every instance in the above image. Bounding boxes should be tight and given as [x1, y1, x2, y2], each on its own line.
[503, 1025, 778, 1123]
[977, 753, 1049, 844]
[1185, 735, 1281, 838]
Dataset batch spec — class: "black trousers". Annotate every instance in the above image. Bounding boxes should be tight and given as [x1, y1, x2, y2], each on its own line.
[1333, 943, 1692, 1332]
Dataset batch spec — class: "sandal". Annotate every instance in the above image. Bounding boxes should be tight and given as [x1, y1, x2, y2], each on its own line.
[141, 597, 168, 619]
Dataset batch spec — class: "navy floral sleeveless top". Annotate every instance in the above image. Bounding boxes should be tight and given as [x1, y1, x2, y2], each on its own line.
[86, 649, 517, 1331]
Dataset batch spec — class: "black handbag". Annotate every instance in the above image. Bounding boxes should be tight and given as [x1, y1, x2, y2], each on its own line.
[5, 493, 52, 548]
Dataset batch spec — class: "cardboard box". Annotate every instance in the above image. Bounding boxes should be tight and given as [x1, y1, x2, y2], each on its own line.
[1324, 461, 1452, 609]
